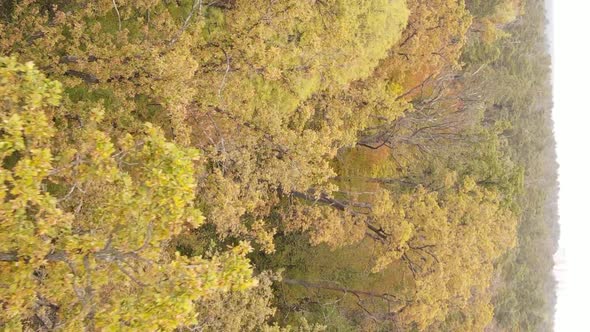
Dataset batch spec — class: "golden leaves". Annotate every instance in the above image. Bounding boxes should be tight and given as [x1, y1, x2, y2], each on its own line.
[0, 58, 256, 330]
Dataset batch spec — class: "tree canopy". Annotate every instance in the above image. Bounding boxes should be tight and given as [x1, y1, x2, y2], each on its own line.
[0, 0, 556, 330]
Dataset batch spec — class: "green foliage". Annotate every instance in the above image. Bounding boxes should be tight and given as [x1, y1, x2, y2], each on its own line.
[462, 1, 558, 330]
[466, 0, 504, 17]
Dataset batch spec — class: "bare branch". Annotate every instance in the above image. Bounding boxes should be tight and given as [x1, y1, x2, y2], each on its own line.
[65, 70, 99, 84]
[218, 47, 231, 100]
[112, 0, 122, 31]
[169, 0, 202, 47]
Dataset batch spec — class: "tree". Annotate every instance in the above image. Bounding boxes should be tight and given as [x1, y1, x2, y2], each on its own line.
[0, 0, 411, 251]
[284, 174, 516, 330]
[0, 0, 557, 330]
[369, 0, 472, 98]
[357, 68, 484, 154]
[0, 57, 256, 331]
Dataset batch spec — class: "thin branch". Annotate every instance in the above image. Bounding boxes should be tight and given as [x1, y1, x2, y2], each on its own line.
[115, 261, 146, 286]
[282, 278, 399, 302]
[206, 111, 226, 154]
[472, 63, 487, 76]
[402, 253, 417, 279]
[112, 0, 122, 31]
[355, 299, 381, 323]
[396, 73, 435, 101]
[218, 47, 231, 100]
[64, 70, 99, 84]
[58, 184, 78, 203]
[135, 222, 153, 253]
[168, 0, 202, 47]
[83, 255, 96, 330]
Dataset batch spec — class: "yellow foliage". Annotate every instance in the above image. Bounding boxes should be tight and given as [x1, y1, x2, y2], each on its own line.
[0, 57, 256, 330]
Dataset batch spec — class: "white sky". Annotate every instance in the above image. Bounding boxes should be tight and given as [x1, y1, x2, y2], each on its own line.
[552, 1, 590, 331]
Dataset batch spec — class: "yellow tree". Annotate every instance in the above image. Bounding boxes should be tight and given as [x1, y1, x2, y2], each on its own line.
[285, 175, 516, 330]
[0, 0, 410, 252]
[371, 0, 472, 99]
[0, 57, 256, 331]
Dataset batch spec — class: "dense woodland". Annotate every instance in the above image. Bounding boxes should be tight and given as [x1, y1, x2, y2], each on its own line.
[0, 0, 557, 331]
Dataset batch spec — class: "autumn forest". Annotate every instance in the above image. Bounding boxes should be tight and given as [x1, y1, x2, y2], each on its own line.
[0, 0, 557, 331]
